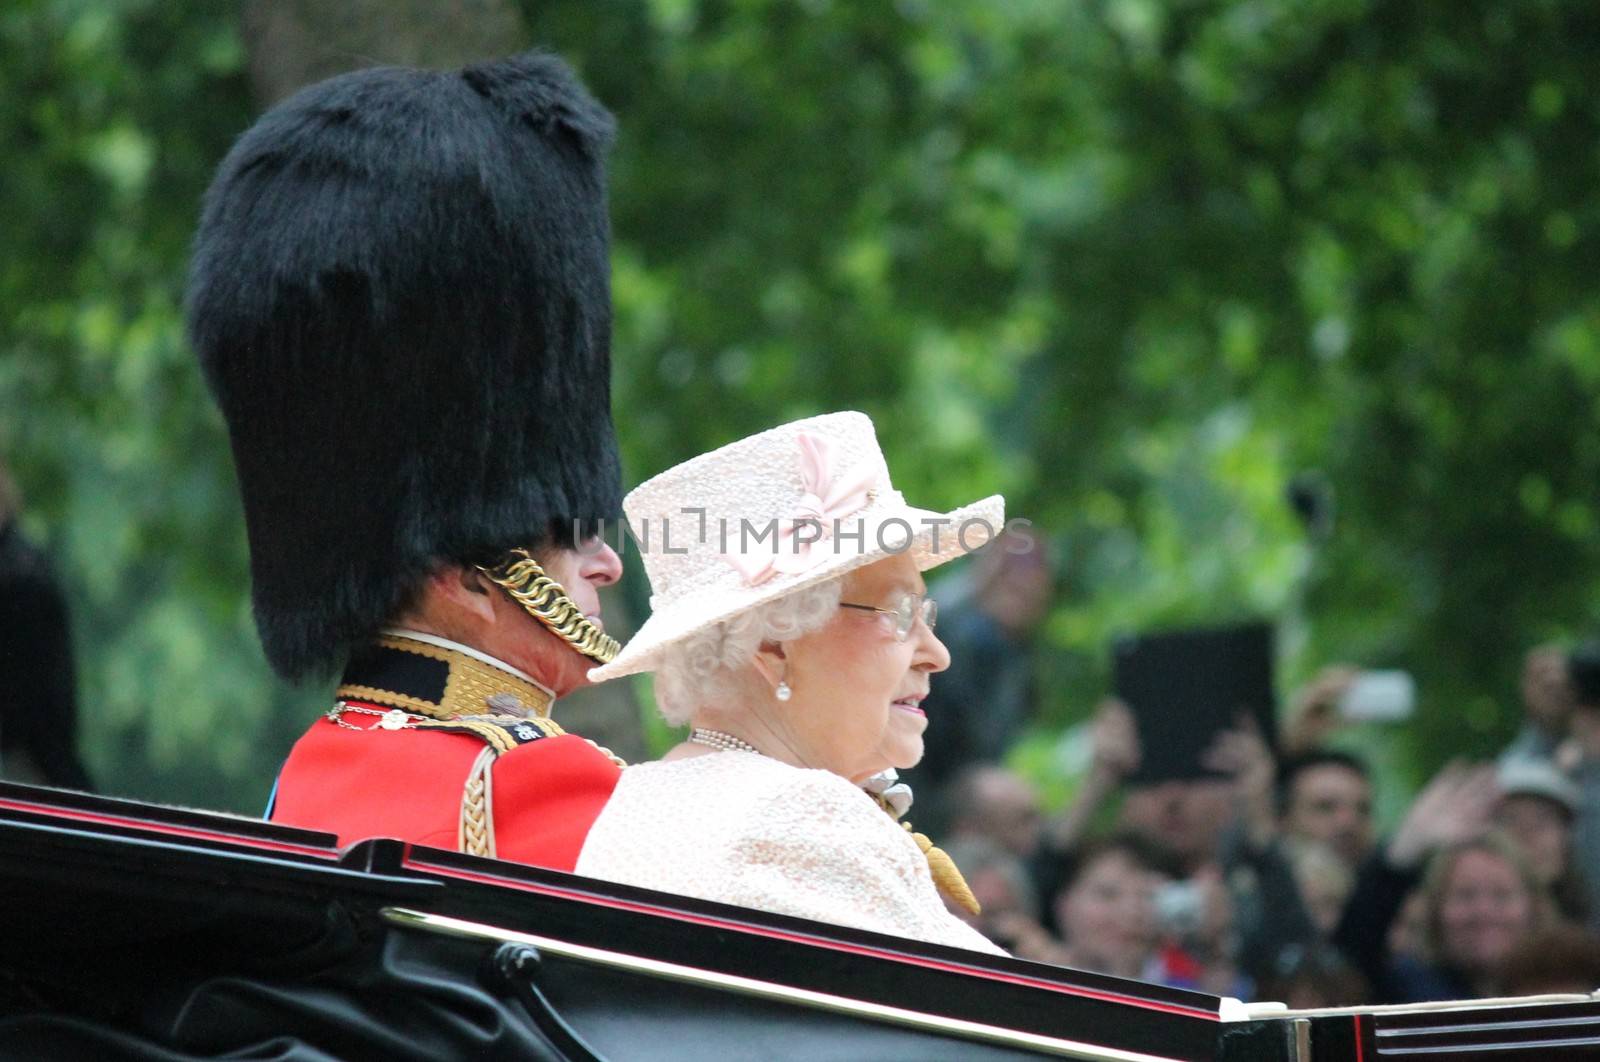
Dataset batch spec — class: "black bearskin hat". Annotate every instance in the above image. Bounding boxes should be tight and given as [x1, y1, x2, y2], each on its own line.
[187, 52, 621, 682]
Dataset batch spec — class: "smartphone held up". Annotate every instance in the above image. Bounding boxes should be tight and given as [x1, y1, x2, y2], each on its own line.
[1336, 670, 1415, 723]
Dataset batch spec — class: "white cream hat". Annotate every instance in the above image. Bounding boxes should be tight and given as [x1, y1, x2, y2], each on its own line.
[589, 411, 1005, 681]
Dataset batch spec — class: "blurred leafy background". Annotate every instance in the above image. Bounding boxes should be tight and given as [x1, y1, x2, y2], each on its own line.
[2, 0, 1597, 815]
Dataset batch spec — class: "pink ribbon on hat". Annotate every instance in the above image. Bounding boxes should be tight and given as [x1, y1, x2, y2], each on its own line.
[724, 432, 884, 585]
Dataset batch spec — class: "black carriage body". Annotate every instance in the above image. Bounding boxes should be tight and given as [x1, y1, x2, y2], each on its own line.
[0, 781, 1594, 1061]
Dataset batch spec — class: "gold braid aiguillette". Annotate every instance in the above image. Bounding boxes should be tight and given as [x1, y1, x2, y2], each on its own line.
[905, 824, 981, 916]
[869, 783, 981, 917]
[479, 548, 621, 665]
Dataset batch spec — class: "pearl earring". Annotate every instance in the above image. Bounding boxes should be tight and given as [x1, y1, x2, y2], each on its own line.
[775, 680, 793, 702]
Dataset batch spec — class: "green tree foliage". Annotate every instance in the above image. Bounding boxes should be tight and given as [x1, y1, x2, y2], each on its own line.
[3, 0, 1597, 811]
[0, 0, 318, 811]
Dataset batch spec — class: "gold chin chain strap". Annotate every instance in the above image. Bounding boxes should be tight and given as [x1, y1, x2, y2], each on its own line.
[478, 548, 621, 665]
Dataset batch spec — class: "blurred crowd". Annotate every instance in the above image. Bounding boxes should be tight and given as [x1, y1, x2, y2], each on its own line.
[897, 525, 1600, 1005]
[924, 634, 1600, 1006]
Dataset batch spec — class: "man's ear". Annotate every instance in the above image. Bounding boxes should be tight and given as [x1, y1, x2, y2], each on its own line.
[430, 564, 499, 625]
[750, 640, 789, 692]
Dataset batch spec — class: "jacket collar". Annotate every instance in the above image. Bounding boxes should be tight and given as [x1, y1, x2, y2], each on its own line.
[336, 629, 556, 720]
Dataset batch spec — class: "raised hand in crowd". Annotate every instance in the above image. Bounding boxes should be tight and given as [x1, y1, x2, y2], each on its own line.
[1385, 761, 1500, 870]
[1090, 696, 1142, 783]
[1047, 698, 1141, 852]
[1202, 716, 1277, 850]
[1336, 761, 1502, 1003]
[1281, 665, 1359, 757]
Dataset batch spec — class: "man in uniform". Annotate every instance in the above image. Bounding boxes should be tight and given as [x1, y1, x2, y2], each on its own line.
[186, 52, 626, 870]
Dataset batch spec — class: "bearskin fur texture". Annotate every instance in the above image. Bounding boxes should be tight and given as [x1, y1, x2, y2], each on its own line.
[187, 52, 621, 681]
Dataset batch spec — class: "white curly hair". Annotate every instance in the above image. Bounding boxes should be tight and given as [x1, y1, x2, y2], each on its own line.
[653, 577, 844, 726]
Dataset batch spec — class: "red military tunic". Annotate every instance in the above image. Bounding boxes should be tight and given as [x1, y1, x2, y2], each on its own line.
[270, 631, 620, 871]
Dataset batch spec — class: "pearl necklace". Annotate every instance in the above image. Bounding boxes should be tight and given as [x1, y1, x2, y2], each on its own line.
[689, 728, 762, 755]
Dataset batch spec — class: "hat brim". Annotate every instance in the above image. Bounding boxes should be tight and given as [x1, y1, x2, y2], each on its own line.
[589, 494, 1005, 682]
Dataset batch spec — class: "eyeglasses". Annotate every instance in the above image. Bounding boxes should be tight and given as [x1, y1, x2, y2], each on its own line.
[839, 593, 937, 642]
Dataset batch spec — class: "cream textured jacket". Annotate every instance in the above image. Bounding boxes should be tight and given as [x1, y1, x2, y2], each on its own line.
[576, 751, 1003, 955]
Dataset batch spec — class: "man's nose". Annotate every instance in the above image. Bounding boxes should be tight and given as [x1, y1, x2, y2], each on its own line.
[581, 540, 623, 587]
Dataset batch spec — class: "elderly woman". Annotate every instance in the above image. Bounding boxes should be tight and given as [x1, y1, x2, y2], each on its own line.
[576, 412, 1005, 953]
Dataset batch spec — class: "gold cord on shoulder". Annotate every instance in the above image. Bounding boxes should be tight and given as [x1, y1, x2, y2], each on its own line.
[478, 548, 621, 665]
[870, 785, 981, 917]
[460, 747, 497, 858]
[905, 825, 981, 916]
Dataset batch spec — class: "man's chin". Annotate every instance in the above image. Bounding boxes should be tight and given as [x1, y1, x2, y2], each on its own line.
[550, 657, 597, 698]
